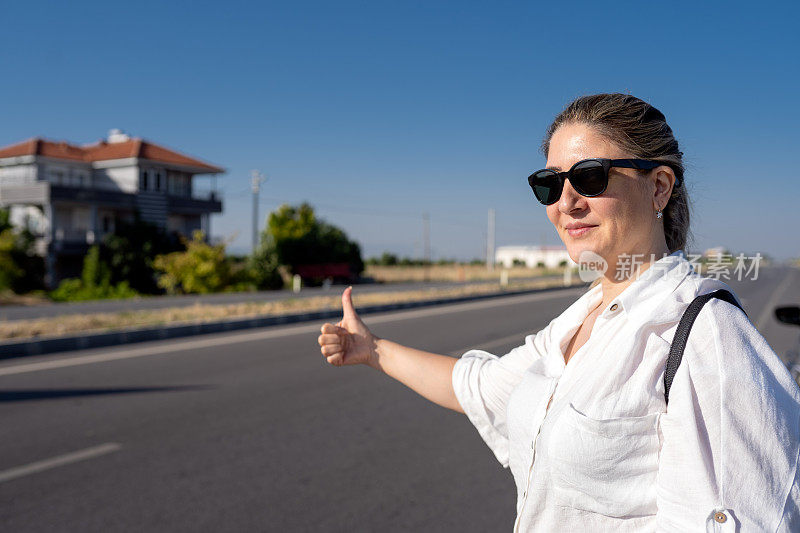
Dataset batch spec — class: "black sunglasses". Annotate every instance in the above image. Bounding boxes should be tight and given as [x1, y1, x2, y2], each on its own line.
[527, 158, 680, 206]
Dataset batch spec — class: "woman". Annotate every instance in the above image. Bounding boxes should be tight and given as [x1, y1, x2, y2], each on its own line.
[317, 94, 800, 531]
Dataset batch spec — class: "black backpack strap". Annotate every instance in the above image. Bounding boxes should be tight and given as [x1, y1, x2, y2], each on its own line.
[664, 289, 746, 405]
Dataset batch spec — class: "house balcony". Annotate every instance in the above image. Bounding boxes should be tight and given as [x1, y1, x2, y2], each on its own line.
[0, 182, 222, 215]
[166, 190, 222, 215]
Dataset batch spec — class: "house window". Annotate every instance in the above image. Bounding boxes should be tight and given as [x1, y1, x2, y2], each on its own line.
[140, 169, 148, 190]
[155, 170, 162, 191]
[168, 171, 190, 196]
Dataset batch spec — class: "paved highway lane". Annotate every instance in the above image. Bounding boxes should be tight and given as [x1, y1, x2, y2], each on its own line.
[1, 269, 798, 532]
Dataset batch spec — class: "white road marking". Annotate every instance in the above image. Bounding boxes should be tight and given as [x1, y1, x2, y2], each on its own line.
[756, 269, 796, 331]
[0, 287, 585, 377]
[0, 443, 121, 484]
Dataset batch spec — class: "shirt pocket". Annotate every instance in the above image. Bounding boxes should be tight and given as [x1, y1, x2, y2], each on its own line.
[548, 402, 661, 518]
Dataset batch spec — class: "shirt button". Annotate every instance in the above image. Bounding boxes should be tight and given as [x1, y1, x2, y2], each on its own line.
[610, 303, 619, 311]
[714, 511, 727, 523]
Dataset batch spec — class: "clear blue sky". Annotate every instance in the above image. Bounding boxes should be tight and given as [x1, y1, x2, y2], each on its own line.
[2, 1, 798, 260]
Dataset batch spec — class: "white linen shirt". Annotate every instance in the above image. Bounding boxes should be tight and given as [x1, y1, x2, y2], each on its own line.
[452, 251, 800, 532]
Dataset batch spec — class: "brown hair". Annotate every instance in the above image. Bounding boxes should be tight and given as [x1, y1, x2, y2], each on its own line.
[541, 93, 690, 253]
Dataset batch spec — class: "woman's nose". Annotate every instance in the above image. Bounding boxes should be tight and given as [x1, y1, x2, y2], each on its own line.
[558, 178, 587, 214]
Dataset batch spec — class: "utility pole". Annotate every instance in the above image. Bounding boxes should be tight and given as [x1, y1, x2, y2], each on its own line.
[487, 208, 495, 271]
[251, 170, 265, 254]
[423, 212, 430, 282]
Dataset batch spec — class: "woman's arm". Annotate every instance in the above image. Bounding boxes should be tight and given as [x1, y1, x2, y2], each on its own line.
[318, 287, 464, 413]
[368, 338, 463, 413]
[656, 299, 800, 531]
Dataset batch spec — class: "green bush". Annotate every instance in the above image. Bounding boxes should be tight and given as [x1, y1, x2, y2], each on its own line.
[50, 278, 137, 302]
[153, 231, 231, 294]
[248, 243, 284, 290]
[50, 246, 138, 302]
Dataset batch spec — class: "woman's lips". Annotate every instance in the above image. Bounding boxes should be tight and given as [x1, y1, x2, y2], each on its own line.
[566, 225, 597, 237]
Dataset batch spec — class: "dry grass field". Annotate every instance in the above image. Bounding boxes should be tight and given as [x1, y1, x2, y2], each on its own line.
[365, 264, 566, 282]
[0, 276, 582, 342]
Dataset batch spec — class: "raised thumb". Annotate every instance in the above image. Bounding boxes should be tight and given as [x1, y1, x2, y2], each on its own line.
[342, 286, 358, 320]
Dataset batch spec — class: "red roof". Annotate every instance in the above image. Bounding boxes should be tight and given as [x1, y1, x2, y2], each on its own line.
[0, 137, 224, 173]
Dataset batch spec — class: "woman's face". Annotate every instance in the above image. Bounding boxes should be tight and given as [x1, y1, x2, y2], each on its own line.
[545, 122, 665, 271]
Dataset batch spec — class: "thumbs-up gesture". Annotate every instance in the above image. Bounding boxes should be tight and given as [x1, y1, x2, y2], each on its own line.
[318, 287, 377, 367]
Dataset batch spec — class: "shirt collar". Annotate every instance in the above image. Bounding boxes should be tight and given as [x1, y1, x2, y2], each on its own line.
[599, 250, 693, 319]
[543, 250, 695, 375]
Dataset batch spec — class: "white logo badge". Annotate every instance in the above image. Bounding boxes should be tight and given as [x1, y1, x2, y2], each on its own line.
[577, 250, 607, 282]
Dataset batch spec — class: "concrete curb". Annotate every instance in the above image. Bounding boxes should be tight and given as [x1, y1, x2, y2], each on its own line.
[0, 283, 587, 360]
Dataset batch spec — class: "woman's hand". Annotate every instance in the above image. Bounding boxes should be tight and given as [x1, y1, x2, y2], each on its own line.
[318, 287, 378, 367]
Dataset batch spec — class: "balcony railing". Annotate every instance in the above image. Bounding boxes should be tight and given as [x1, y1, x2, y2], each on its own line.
[166, 192, 222, 214]
[48, 185, 221, 212]
[187, 189, 221, 201]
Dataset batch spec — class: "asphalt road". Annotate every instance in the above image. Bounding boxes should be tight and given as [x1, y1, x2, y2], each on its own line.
[1, 267, 798, 532]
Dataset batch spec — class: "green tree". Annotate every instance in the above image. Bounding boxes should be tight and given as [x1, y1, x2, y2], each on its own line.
[0, 209, 11, 233]
[153, 231, 231, 294]
[0, 208, 45, 293]
[102, 217, 183, 294]
[262, 203, 363, 279]
[379, 252, 399, 266]
[0, 229, 23, 291]
[265, 203, 317, 243]
[248, 242, 284, 290]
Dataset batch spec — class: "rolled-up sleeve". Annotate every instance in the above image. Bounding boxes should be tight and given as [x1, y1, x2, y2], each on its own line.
[451, 322, 553, 467]
[656, 299, 800, 532]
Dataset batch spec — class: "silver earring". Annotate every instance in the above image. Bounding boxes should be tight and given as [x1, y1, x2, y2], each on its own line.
[656, 209, 663, 219]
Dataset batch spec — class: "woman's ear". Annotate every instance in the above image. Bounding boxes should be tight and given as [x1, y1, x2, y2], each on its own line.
[653, 166, 676, 210]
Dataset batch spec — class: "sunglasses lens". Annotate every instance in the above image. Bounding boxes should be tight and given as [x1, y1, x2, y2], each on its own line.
[570, 161, 607, 196]
[529, 171, 561, 205]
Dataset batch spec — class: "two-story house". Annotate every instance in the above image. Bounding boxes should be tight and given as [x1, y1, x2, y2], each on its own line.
[0, 129, 224, 286]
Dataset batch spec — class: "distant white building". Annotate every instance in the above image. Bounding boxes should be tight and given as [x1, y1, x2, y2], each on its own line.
[703, 246, 729, 259]
[495, 245, 576, 268]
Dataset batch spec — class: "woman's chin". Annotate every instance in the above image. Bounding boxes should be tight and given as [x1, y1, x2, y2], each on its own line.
[566, 244, 597, 264]
[566, 243, 613, 269]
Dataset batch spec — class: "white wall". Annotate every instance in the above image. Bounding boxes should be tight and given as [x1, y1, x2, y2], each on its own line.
[495, 246, 575, 268]
[93, 165, 138, 192]
[0, 164, 38, 186]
